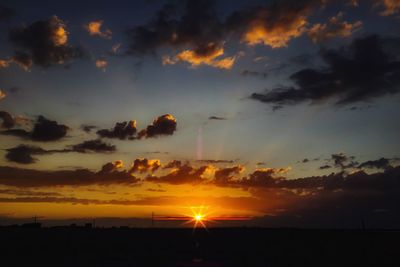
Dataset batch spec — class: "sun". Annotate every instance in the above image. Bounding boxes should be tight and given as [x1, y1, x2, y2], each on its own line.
[186, 206, 210, 229]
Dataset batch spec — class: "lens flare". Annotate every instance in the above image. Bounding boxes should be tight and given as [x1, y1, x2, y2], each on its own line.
[188, 205, 209, 229]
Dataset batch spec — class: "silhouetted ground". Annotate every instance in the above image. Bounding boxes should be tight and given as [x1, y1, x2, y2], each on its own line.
[0, 227, 399, 267]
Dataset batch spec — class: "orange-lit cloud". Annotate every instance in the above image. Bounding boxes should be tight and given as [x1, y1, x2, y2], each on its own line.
[0, 59, 11, 68]
[308, 12, 362, 43]
[0, 90, 6, 100]
[51, 19, 68, 46]
[243, 13, 307, 48]
[95, 59, 107, 70]
[85, 20, 112, 39]
[130, 158, 161, 173]
[375, 0, 400, 16]
[111, 43, 121, 54]
[163, 43, 236, 69]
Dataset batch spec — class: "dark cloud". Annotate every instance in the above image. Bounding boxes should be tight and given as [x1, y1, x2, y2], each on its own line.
[214, 165, 244, 184]
[250, 35, 400, 107]
[138, 114, 177, 139]
[0, 129, 30, 138]
[0, 188, 61, 197]
[130, 158, 161, 173]
[0, 111, 15, 128]
[80, 124, 97, 133]
[319, 164, 331, 170]
[147, 163, 210, 185]
[236, 168, 290, 188]
[197, 159, 235, 164]
[126, 0, 224, 56]
[30, 116, 68, 141]
[1, 115, 68, 142]
[0, 5, 15, 21]
[163, 160, 182, 169]
[71, 139, 116, 153]
[241, 70, 268, 78]
[0, 196, 143, 206]
[5, 140, 116, 164]
[5, 145, 49, 164]
[358, 157, 391, 170]
[331, 153, 358, 170]
[0, 161, 138, 187]
[146, 188, 166, 192]
[9, 16, 85, 68]
[208, 116, 227, 120]
[97, 120, 137, 140]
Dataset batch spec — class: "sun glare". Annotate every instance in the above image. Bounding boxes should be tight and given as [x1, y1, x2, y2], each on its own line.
[188, 206, 209, 229]
[195, 214, 203, 221]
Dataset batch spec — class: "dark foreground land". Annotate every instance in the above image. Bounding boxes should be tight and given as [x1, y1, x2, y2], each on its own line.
[1, 227, 399, 267]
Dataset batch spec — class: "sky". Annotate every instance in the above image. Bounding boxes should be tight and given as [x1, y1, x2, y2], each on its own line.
[0, 0, 400, 228]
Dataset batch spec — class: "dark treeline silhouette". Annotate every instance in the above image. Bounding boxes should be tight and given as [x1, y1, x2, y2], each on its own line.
[0, 226, 399, 266]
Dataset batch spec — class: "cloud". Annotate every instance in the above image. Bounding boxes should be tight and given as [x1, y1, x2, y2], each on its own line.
[252, 168, 400, 228]
[331, 153, 358, 170]
[0, 111, 15, 128]
[97, 120, 137, 140]
[0, 162, 138, 187]
[236, 167, 291, 188]
[0, 90, 6, 100]
[250, 35, 400, 107]
[358, 157, 392, 170]
[71, 139, 116, 153]
[0, 188, 61, 197]
[163, 160, 182, 169]
[226, 0, 324, 48]
[95, 59, 107, 70]
[138, 114, 177, 139]
[11, 51, 33, 70]
[214, 165, 245, 184]
[9, 16, 85, 68]
[208, 116, 227, 120]
[375, 0, 400, 16]
[29, 116, 68, 141]
[147, 163, 211, 185]
[1, 115, 68, 142]
[5, 145, 50, 164]
[319, 164, 331, 170]
[241, 70, 268, 78]
[162, 44, 236, 69]
[80, 124, 97, 133]
[130, 158, 161, 173]
[126, 0, 225, 55]
[197, 159, 235, 164]
[84, 20, 112, 39]
[0, 59, 11, 68]
[125, 0, 329, 70]
[308, 12, 362, 43]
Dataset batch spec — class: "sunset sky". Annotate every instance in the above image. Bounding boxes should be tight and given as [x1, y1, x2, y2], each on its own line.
[0, 0, 400, 228]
